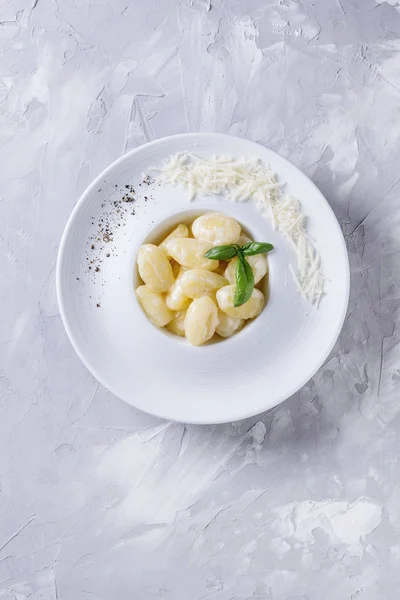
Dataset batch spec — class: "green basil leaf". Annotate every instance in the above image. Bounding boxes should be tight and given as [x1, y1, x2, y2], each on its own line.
[234, 253, 255, 307]
[204, 244, 238, 260]
[241, 242, 274, 256]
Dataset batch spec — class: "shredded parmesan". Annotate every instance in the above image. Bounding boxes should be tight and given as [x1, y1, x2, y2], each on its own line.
[151, 153, 324, 304]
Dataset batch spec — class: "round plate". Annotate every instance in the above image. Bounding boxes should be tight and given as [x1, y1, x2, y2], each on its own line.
[57, 133, 349, 424]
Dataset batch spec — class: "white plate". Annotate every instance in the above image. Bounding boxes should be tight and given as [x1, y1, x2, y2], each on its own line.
[57, 133, 349, 424]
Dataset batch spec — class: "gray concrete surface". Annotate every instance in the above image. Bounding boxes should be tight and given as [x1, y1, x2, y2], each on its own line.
[1, 0, 400, 598]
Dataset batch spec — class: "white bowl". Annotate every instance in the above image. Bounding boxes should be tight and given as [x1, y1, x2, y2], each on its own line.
[57, 133, 349, 424]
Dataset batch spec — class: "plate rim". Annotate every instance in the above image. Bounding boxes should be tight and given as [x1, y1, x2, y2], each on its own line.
[56, 132, 350, 424]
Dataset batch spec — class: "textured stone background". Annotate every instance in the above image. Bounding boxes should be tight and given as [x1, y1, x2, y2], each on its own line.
[1, 0, 400, 598]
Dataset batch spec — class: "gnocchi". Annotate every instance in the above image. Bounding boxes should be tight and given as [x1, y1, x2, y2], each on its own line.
[184, 296, 219, 346]
[135, 212, 270, 345]
[163, 238, 219, 271]
[192, 213, 241, 246]
[178, 269, 228, 299]
[167, 309, 188, 337]
[136, 285, 174, 327]
[165, 280, 191, 311]
[216, 285, 264, 319]
[137, 244, 175, 292]
[159, 223, 189, 251]
[237, 233, 252, 246]
[224, 254, 268, 285]
[216, 311, 244, 338]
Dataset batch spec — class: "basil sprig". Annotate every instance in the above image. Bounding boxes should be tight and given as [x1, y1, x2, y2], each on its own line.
[204, 241, 274, 307]
[241, 242, 274, 256]
[202, 244, 239, 260]
[234, 252, 254, 306]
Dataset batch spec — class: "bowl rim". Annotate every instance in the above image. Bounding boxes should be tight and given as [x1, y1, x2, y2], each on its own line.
[56, 132, 350, 424]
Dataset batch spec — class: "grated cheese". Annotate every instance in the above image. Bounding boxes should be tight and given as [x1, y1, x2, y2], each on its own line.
[151, 153, 325, 304]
